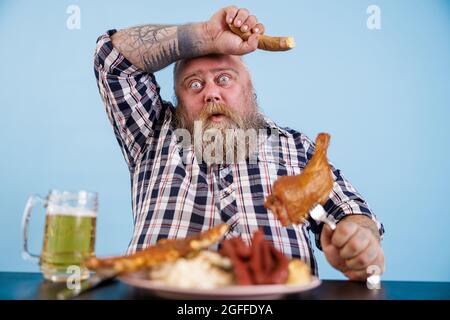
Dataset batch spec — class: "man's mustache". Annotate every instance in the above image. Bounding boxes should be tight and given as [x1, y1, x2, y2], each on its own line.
[199, 102, 241, 126]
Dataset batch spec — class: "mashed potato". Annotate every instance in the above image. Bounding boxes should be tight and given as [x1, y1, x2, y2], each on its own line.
[148, 251, 234, 289]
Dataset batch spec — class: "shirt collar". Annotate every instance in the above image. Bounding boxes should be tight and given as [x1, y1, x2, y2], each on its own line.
[262, 116, 290, 138]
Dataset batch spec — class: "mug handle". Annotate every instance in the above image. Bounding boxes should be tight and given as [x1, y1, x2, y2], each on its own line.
[21, 194, 44, 262]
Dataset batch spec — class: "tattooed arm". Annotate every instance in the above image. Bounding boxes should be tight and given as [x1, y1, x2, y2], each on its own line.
[111, 23, 214, 73]
[110, 6, 265, 73]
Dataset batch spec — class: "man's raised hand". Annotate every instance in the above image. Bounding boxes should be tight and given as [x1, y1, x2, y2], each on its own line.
[206, 6, 266, 56]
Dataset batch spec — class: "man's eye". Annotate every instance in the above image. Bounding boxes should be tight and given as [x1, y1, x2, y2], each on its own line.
[189, 80, 202, 90]
[218, 75, 231, 84]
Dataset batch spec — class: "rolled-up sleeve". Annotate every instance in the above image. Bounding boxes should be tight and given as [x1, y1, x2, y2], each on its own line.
[93, 29, 168, 169]
[301, 134, 385, 250]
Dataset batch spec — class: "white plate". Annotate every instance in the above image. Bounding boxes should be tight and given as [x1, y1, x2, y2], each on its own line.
[119, 273, 321, 300]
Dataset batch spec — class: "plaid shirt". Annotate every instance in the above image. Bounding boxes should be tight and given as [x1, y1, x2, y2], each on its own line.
[94, 30, 384, 276]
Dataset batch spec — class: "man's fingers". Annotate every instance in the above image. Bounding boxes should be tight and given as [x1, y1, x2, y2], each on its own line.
[320, 224, 333, 248]
[345, 255, 384, 281]
[239, 32, 259, 53]
[323, 240, 349, 272]
[344, 269, 369, 281]
[331, 221, 358, 248]
[223, 7, 262, 34]
[252, 23, 265, 34]
[225, 6, 239, 24]
[233, 8, 250, 27]
[345, 238, 379, 270]
[321, 219, 385, 281]
[241, 15, 257, 33]
[339, 227, 371, 260]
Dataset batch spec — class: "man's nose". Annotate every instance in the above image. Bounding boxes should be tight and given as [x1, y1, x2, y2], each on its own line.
[205, 95, 221, 103]
[203, 84, 222, 104]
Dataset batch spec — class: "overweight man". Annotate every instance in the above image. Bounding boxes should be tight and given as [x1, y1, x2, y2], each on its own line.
[94, 6, 385, 280]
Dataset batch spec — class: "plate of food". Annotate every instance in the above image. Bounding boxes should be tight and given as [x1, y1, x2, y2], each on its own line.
[118, 251, 321, 299]
[82, 133, 338, 300]
[85, 224, 321, 300]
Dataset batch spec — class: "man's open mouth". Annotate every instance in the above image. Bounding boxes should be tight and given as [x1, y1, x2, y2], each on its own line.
[209, 113, 226, 122]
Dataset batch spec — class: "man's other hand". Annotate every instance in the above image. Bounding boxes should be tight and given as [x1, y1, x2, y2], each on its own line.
[206, 6, 265, 56]
[320, 215, 385, 281]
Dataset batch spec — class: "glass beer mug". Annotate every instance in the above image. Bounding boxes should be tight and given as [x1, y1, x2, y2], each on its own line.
[22, 190, 97, 282]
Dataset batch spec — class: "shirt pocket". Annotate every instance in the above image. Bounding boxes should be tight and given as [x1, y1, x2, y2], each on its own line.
[254, 155, 304, 198]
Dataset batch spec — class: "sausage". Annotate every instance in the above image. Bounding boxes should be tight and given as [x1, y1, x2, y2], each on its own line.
[261, 239, 275, 284]
[249, 230, 265, 284]
[230, 237, 251, 260]
[220, 240, 253, 285]
[220, 229, 290, 285]
[267, 245, 289, 284]
[227, 24, 295, 52]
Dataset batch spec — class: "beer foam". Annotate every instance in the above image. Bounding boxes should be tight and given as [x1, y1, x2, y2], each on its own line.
[46, 204, 96, 217]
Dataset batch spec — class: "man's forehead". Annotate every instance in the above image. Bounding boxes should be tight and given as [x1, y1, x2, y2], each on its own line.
[178, 55, 245, 79]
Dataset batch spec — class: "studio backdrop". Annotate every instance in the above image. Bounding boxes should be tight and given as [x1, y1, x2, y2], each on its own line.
[1, 0, 449, 281]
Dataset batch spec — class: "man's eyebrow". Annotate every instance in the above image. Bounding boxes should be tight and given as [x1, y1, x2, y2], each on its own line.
[181, 67, 239, 85]
[182, 70, 202, 84]
[211, 67, 239, 75]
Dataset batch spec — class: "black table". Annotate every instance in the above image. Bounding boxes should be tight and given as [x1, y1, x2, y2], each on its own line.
[1, 272, 449, 300]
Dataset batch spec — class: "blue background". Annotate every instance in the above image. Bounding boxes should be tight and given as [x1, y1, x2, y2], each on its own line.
[1, 0, 449, 282]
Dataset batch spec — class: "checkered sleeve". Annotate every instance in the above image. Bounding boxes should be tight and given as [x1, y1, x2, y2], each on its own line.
[301, 134, 385, 250]
[93, 30, 167, 168]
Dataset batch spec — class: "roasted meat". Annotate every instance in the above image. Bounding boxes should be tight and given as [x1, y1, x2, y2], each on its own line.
[84, 224, 229, 274]
[264, 133, 333, 226]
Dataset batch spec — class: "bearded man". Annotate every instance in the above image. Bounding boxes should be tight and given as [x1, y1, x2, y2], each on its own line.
[94, 6, 385, 280]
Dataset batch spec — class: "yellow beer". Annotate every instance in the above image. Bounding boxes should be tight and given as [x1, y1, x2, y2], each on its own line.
[40, 208, 96, 282]
[22, 190, 98, 282]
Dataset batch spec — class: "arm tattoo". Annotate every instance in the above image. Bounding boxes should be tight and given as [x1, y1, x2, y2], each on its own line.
[112, 24, 211, 73]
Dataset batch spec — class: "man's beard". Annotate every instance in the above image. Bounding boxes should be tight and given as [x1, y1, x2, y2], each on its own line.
[173, 96, 266, 165]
